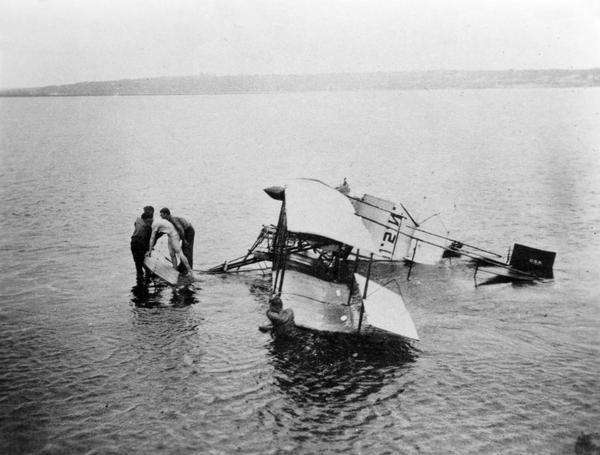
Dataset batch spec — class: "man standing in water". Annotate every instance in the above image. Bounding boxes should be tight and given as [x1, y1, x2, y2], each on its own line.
[159, 208, 195, 272]
[146, 215, 194, 277]
[265, 295, 297, 338]
[130, 206, 154, 280]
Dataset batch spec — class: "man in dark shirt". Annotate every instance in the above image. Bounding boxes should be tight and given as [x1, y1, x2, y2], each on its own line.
[266, 295, 297, 338]
[159, 207, 195, 272]
[130, 207, 154, 279]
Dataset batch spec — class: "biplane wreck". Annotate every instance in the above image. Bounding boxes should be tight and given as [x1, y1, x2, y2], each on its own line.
[210, 178, 419, 341]
[208, 178, 555, 339]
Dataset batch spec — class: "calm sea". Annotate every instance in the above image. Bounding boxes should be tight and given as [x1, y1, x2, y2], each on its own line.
[1, 89, 599, 454]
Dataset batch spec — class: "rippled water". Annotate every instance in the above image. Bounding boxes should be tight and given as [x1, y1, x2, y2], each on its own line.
[1, 89, 599, 454]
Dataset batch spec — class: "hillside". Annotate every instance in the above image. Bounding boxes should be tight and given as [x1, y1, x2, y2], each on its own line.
[1, 69, 599, 96]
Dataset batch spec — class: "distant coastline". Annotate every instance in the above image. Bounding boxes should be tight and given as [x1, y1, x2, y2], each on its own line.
[1, 69, 599, 97]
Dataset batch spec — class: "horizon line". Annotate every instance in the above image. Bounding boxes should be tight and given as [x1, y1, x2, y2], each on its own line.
[2, 67, 599, 92]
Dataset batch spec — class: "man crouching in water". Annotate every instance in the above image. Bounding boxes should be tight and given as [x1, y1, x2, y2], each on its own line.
[262, 295, 296, 338]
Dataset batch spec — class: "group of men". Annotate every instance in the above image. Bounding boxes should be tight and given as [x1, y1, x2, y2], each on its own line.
[131, 206, 296, 338]
[130, 205, 195, 280]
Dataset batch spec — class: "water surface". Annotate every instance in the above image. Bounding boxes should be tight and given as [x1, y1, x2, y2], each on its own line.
[1, 88, 599, 454]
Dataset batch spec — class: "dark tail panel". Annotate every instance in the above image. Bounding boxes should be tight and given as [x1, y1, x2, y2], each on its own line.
[509, 244, 556, 278]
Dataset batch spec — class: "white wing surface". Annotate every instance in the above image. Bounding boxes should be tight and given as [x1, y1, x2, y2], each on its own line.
[354, 273, 419, 341]
[284, 179, 379, 253]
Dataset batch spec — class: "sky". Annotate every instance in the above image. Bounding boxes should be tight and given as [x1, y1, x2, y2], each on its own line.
[0, 0, 599, 89]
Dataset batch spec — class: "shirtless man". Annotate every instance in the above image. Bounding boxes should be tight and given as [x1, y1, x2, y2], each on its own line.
[146, 216, 194, 276]
[159, 207, 195, 271]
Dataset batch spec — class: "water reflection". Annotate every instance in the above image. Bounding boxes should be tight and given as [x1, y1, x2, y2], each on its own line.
[475, 274, 544, 287]
[130, 278, 166, 307]
[267, 330, 417, 411]
[127, 279, 205, 378]
[130, 279, 199, 307]
[170, 286, 200, 307]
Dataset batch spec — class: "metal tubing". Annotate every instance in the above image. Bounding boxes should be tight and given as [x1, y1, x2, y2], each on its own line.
[362, 253, 374, 299]
[347, 249, 360, 306]
[272, 201, 286, 290]
[390, 220, 402, 258]
[275, 226, 288, 294]
[357, 253, 373, 333]
[407, 241, 418, 281]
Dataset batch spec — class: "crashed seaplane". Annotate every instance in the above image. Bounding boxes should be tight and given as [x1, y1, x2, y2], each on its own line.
[209, 178, 419, 341]
[208, 177, 556, 339]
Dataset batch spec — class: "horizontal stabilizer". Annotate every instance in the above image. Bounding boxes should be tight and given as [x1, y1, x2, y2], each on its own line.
[476, 243, 556, 283]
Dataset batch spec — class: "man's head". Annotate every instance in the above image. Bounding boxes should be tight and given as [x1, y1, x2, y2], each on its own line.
[269, 295, 283, 312]
[160, 207, 171, 219]
[143, 206, 154, 216]
[141, 212, 153, 224]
